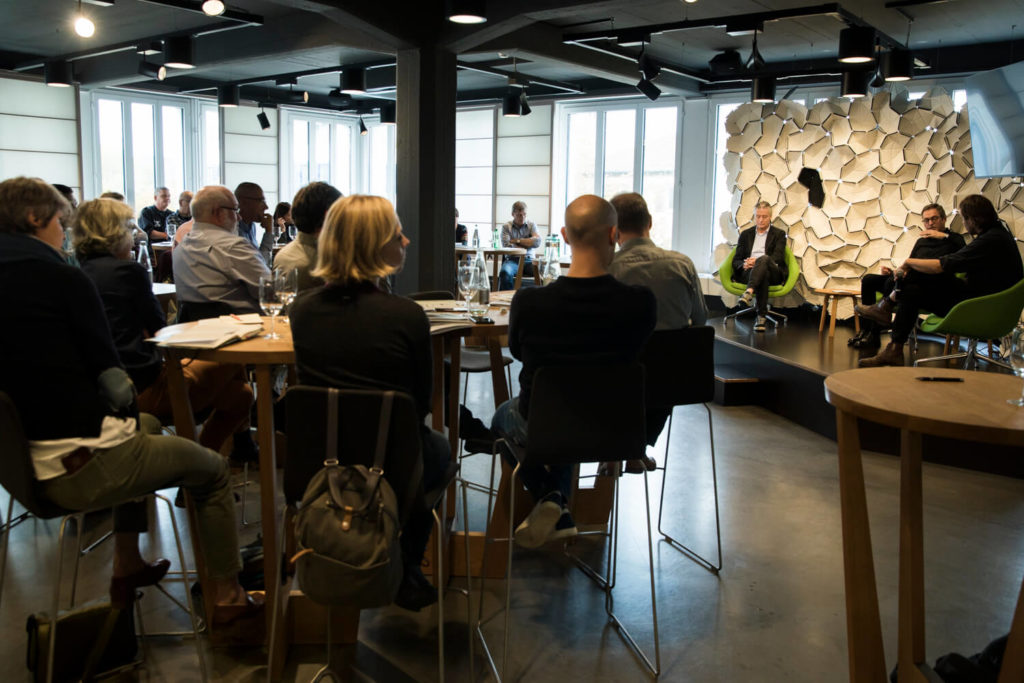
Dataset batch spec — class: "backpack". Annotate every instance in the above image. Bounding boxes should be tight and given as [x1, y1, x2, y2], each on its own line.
[292, 390, 403, 607]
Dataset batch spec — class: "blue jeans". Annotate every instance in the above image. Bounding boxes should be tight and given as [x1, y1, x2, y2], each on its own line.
[491, 398, 571, 503]
[498, 258, 534, 290]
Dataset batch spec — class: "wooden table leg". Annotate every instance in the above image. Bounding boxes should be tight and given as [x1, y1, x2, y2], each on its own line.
[446, 334, 461, 458]
[487, 337, 510, 408]
[513, 257, 525, 290]
[898, 429, 928, 681]
[819, 295, 829, 333]
[254, 365, 288, 680]
[431, 336, 445, 435]
[835, 408, 887, 682]
[999, 570, 1024, 682]
[829, 296, 839, 338]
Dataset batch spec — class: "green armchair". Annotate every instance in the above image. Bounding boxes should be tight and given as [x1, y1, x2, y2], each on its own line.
[913, 278, 1024, 369]
[720, 246, 800, 326]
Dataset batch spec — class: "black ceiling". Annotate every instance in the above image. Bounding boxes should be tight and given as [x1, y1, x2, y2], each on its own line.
[1, 0, 1022, 112]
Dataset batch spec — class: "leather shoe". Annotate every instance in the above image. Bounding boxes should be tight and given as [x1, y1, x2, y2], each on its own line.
[110, 558, 171, 607]
[855, 298, 894, 327]
[393, 566, 438, 612]
[858, 342, 905, 367]
[850, 330, 881, 349]
[211, 591, 265, 627]
[625, 456, 657, 474]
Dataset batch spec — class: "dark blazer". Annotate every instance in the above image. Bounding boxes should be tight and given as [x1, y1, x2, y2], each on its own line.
[733, 225, 788, 281]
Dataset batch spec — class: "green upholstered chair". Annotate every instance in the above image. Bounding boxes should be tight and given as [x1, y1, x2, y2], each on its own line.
[720, 246, 800, 326]
[913, 278, 1024, 370]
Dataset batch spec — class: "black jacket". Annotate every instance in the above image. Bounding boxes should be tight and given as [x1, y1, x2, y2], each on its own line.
[733, 225, 788, 280]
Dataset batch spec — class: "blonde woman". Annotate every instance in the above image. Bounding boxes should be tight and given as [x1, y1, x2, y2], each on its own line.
[74, 198, 256, 458]
[290, 195, 449, 612]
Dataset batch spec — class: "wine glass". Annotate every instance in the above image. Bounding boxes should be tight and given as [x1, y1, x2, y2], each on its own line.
[1007, 324, 1024, 406]
[165, 221, 176, 242]
[259, 272, 284, 339]
[272, 223, 282, 247]
[276, 267, 298, 322]
[288, 224, 298, 241]
[540, 257, 560, 286]
[457, 263, 475, 317]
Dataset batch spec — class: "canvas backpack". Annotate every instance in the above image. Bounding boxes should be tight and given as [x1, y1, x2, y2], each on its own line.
[292, 389, 403, 607]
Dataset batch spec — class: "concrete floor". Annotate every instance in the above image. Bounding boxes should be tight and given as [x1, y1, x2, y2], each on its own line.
[2, 372, 1024, 681]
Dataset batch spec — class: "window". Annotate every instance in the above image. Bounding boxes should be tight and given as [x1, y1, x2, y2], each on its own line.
[711, 101, 743, 255]
[91, 92, 201, 211]
[556, 99, 680, 248]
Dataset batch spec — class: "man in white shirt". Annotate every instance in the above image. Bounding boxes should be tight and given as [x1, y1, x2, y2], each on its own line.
[173, 185, 270, 315]
[730, 200, 788, 332]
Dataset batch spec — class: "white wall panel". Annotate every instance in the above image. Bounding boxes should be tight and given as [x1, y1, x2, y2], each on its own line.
[224, 133, 277, 165]
[456, 138, 492, 167]
[496, 194, 550, 231]
[497, 104, 552, 136]
[496, 166, 550, 195]
[0, 150, 78, 184]
[0, 114, 78, 154]
[497, 135, 551, 166]
[224, 162, 277, 197]
[456, 166, 492, 195]
[223, 106, 277, 136]
[456, 109, 494, 139]
[455, 195, 494, 228]
[0, 78, 77, 119]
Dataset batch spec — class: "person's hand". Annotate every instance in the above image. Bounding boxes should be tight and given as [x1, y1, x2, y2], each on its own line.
[880, 265, 893, 276]
[919, 228, 945, 240]
[743, 257, 755, 269]
[259, 213, 273, 231]
[276, 217, 286, 230]
[894, 266, 906, 279]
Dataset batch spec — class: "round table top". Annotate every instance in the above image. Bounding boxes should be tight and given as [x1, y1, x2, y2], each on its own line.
[814, 287, 859, 296]
[824, 367, 1024, 446]
[455, 245, 526, 256]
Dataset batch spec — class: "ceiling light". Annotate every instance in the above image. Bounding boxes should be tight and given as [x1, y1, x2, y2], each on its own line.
[870, 70, 885, 88]
[751, 76, 776, 103]
[684, 0, 697, 3]
[218, 84, 239, 108]
[136, 41, 163, 55]
[636, 77, 660, 101]
[201, 0, 225, 15]
[882, 48, 914, 81]
[709, 49, 743, 75]
[447, 0, 486, 24]
[379, 101, 396, 124]
[341, 68, 366, 95]
[74, 12, 95, 38]
[841, 70, 869, 98]
[138, 60, 167, 80]
[164, 36, 195, 69]
[518, 91, 532, 117]
[359, 117, 368, 135]
[327, 89, 349, 108]
[838, 26, 876, 64]
[638, 49, 661, 81]
[257, 108, 270, 130]
[502, 90, 522, 117]
[44, 60, 73, 87]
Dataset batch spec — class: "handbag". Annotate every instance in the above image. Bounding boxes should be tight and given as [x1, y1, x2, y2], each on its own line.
[292, 389, 403, 608]
[26, 598, 138, 682]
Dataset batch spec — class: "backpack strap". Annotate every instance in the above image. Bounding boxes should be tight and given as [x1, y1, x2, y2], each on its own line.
[325, 388, 339, 466]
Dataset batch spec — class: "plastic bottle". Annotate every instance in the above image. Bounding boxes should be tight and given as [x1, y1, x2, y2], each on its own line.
[492, 226, 500, 248]
[471, 244, 490, 314]
[137, 239, 153, 282]
[471, 228, 480, 249]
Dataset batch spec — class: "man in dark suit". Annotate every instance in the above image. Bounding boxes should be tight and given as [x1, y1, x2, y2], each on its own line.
[732, 200, 788, 332]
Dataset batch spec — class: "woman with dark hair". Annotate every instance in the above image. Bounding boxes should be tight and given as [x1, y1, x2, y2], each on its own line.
[273, 201, 295, 244]
[289, 194, 450, 612]
[0, 177, 259, 620]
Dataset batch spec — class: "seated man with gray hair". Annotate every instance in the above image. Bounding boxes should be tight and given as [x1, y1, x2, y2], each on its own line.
[173, 185, 270, 316]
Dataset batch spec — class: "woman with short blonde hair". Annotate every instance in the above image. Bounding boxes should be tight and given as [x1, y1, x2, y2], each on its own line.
[313, 194, 406, 284]
[291, 194, 448, 612]
[72, 198, 135, 259]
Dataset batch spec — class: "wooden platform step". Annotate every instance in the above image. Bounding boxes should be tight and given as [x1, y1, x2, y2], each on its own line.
[714, 364, 760, 406]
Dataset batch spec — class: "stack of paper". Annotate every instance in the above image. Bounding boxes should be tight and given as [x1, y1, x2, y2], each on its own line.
[148, 314, 264, 349]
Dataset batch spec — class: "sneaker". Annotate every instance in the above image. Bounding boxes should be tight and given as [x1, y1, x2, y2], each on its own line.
[754, 317, 767, 332]
[738, 290, 754, 307]
[514, 492, 562, 549]
[549, 507, 578, 542]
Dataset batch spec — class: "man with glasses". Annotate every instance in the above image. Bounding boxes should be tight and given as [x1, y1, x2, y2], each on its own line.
[173, 185, 270, 315]
[235, 182, 274, 266]
[851, 203, 965, 350]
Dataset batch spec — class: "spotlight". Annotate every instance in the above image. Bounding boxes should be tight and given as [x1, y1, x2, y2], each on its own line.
[870, 70, 885, 88]
[882, 48, 913, 81]
[635, 77, 661, 101]
[164, 36, 195, 69]
[257, 108, 270, 131]
[379, 101, 397, 124]
[359, 117, 368, 135]
[447, 0, 486, 24]
[327, 89, 350, 107]
[751, 76, 776, 103]
[74, 15, 95, 38]
[502, 90, 522, 117]
[638, 50, 661, 81]
[138, 60, 167, 81]
[217, 84, 239, 108]
[201, 0, 225, 15]
[44, 60, 73, 87]
[518, 90, 532, 116]
[841, 70, 869, 98]
[341, 68, 366, 95]
[838, 26, 876, 64]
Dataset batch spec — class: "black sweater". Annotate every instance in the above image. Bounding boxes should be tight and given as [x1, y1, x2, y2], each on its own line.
[0, 233, 122, 440]
[940, 222, 1024, 297]
[290, 281, 433, 420]
[509, 274, 657, 416]
[79, 254, 166, 391]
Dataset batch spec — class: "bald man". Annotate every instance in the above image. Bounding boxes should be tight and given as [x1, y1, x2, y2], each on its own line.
[491, 194, 657, 549]
[173, 185, 270, 315]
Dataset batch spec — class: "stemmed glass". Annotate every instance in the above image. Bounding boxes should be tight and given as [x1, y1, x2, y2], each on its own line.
[276, 267, 298, 323]
[457, 263, 475, 318]
[1007, 324, 1024, 406]
[165, 221, 176, 242]
[272, 223, 282, 247]
[259, 272, 284, 339]
[288, 224, 298, 241]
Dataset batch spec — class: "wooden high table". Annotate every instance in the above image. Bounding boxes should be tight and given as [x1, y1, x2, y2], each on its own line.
[824, 367, 1024, 682]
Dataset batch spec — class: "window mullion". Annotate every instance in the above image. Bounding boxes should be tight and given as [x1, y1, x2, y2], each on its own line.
[633, 104, 645, 194]
[594, 111, 606, 196]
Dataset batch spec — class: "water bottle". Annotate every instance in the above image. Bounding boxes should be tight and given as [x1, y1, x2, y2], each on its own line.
[137, 239, 153, 282]
[470, 244, 490, 316]
[472, 228, 480, 249]
[492, 226, 500, 248]
[541, 237, 560, 285]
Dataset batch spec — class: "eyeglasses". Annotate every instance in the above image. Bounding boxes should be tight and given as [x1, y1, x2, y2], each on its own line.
[219, 206, 241, 213]
[237, 196, 265, 202]
[922, 215, 942, 223]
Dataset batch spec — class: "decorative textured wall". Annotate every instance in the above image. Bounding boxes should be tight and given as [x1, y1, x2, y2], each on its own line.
[718, 88, 1024, 318]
